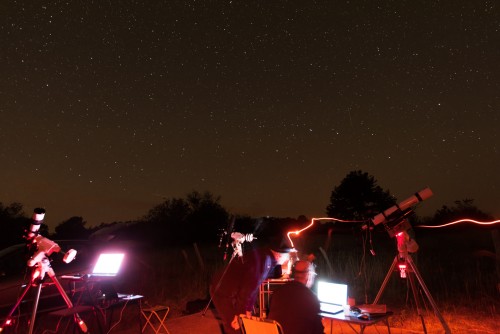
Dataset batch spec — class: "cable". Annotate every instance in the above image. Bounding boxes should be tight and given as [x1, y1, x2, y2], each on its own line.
[106, 299, 129, 334]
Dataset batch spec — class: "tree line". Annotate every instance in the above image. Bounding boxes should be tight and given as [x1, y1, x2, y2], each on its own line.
[0, 170, 495, 251]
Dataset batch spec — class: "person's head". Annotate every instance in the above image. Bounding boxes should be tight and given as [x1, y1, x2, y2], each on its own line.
[270, 248, 291, 265]
[269, 234, 294, 266]
[292, 260, 316, 288]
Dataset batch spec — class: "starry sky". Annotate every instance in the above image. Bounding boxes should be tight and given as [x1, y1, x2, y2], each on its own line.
[1, 1, 499, 230]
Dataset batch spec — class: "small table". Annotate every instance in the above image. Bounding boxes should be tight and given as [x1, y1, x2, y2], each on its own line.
[321, 311, 392, 334]
[97, 294, 144, 333]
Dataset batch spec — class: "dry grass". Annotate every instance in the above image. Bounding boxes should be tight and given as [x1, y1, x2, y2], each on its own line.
[111, 301, 499, 334]
[385, 306, 498, 334]
[122, 238, 499, 332]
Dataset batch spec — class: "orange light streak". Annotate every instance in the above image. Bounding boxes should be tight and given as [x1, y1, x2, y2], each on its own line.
[418, 218, 500, 229]
[286, 217, 366, 248]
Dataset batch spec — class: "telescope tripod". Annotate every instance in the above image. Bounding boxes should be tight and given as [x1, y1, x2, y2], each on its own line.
[201, 247, 239, 316]
[373, 252, 451, 334]
[0, 256, 88, 334]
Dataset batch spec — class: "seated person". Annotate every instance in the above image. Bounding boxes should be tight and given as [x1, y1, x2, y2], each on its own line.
[268, 260, 324, 334]
[210, 243, 292, 334]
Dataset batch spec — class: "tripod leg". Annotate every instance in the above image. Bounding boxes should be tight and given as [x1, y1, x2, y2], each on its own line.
[407, 257, 451, 334]
[407, 269, 428, 334]
[202, 253, 236, 316]
[0, 280, 34, 330]
[47, 268, 88, 333]
[373, 256, 398, 304]
[28, 284, 43, 334]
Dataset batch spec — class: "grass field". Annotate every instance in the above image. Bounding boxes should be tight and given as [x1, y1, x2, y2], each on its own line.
[113, 226, 498, 333]
[8, 226, 494, 333]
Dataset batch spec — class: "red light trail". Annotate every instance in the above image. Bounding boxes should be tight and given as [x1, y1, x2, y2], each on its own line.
[286, 217, 500, 247]
[418, 218, 500, 229]
[286, 217, 365, 248]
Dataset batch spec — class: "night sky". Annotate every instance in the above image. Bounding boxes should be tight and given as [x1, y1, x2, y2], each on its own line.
[1, 1, 498, 230]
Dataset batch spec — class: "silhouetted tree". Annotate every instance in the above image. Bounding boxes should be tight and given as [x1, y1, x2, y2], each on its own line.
[0, 202, 35, 248]
[326, 170, 395, 221]
[142, 191, 229, 246]
[431, 199, 493, 224]
[426, 199, 499, 294]
[142, 197, 190, 245]
[53, 216, 91, 240]
[184, 191, 229, 243]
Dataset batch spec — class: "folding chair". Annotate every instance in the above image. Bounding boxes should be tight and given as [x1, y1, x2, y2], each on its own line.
[238, 314, 284, 334]
[141, 305, 170, 334]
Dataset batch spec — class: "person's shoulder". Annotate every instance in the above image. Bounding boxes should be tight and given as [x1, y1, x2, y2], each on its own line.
[288, 282, 319, 299]
[277, 280, 309, 294]
[272, 280, 298, 293]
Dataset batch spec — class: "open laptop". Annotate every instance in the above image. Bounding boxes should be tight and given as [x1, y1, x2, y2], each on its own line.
[89, 253, 125, 278]
[61, 253, 125, 280]
[317, 281, 348, 316]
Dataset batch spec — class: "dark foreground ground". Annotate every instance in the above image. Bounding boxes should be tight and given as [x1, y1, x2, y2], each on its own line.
[127, 308, 497, 334]
[122, 307, 498, 334]
[4, 304, 498, 334]
[116, 308, 398, 334]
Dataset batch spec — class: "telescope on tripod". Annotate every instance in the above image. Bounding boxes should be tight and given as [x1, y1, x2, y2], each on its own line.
[202, 228, 257, 316]
[368, 188, 451, 334]
[0, 208, 88, 334]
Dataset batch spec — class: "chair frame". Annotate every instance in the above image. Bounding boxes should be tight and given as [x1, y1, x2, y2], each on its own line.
[238, 314, 284, 334]
[141, 305, 170, 334]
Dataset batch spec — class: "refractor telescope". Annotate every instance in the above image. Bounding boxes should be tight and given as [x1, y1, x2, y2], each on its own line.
[26, 208, 77, 267]
[368, 187, 433, 237]
[27, 208, 46, 240]
[372, 187, 433, 226]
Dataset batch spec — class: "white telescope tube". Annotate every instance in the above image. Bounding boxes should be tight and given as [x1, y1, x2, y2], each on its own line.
[372, 187, 433, 226]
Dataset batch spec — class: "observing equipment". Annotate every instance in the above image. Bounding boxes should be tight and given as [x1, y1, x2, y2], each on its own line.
[371, 189, 451, 334]
[218, 216, 236, 260]
[91, 253, 125, 277]
[27, 235, 77, 267]
[230, 232, 255, 258]
[202, 231, 256, 316]
[0, 209, 88, 334]
[27, 207, 45, 239]
[372, 187, 433, 226]
[60, 253, 126, 304]
[204, 217, 274, 316]
[363, 187, 433, 237]
[317, 281, 348, 316]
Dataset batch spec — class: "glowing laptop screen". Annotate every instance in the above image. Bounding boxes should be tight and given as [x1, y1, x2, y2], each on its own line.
[92, 253, 125, 276]
[317, 281, 348, 315]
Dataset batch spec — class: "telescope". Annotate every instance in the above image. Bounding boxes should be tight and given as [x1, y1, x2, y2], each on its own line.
[364, 187, 433, 237]
[27, 207, 46, 240]
[27, 235, 77, 267]
[0, 209, 86, 334]
[230, 232, 255, 257]
[372, 187, 433, 226]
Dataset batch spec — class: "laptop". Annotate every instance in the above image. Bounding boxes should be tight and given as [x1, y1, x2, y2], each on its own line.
[89, 253, 125, 278]
[317, 281, 348, 316]
[61, 253, 125, 280]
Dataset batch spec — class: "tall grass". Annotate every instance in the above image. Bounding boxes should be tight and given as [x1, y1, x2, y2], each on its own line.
[121, 227, 498, 321]
[123, 244, 222, 315]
